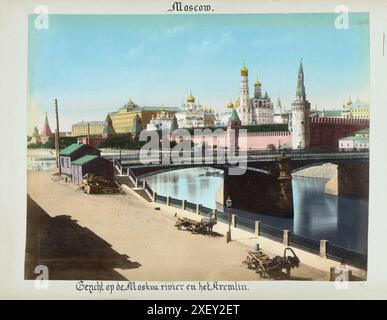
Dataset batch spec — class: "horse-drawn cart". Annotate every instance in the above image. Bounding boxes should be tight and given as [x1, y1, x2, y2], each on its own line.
[243, 247, 300, 278]
[175, 217, 217, 235]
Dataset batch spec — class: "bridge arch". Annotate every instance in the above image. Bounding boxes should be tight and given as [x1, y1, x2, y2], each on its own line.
[291, 161, 338, 175]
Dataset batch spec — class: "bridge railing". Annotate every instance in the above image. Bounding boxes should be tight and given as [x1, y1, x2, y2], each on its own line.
[169, 197, 183, 209]
[326, 243, 367, 269]
[235, 215, 256, 233]
[111, 149, 369, 163]
[113, 158, 123, 174]
[198, 205, 213, 217]
[288, 233, 320, 255]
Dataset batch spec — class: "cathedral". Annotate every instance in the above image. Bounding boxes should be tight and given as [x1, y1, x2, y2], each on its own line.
[235, 64, 274, 126]
[175, 91, 215, 128]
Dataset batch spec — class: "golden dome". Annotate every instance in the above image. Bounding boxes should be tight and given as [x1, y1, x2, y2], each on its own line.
[254, 76, 261, 87]
[227, 101, 234, 109]
[240, 65, 248, 76]
[235, 98, 240, 107]
[187, 91, 195, 103]
[128, 98, 135, 105]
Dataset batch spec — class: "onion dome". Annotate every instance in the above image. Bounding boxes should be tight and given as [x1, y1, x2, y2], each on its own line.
[128, 98, 135, 105]
[187, 91, 195, 103]
[235, 97, 240, 107]
[227, 100, 234, 109]
[240, 64, 248, 76]
[254, 75, 261, 87]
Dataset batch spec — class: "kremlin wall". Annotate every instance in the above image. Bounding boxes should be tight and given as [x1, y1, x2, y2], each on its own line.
[309, 117, 370, 148]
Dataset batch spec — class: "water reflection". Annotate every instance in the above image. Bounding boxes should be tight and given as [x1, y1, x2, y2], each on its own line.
[27, 158, 57, 171]
[144, 167, 368, 253]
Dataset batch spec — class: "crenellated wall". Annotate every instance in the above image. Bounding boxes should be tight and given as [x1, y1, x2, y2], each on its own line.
[310, 117, 369, 148]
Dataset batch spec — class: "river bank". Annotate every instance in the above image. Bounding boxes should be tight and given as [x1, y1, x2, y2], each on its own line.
[26, 170, 329, 281]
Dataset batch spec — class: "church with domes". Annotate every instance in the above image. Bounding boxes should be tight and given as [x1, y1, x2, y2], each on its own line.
[175, 91, 215, 128]
[235, 64, 274, 126]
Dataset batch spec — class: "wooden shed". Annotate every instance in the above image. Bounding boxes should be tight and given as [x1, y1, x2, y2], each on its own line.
[59, 143, 101, 175]
[71, 155, 113, 185]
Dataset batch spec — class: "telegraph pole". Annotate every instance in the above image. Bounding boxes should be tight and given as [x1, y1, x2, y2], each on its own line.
[54, 98, 61, 176]
[87, 123, 90, 145]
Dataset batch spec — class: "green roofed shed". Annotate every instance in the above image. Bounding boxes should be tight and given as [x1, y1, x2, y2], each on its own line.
[59, 143, 101, 175]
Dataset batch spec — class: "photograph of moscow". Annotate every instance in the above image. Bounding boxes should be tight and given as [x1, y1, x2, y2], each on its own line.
[26, 13, 369, 281]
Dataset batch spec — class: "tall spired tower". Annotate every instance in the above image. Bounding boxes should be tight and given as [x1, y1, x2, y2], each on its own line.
[291, 59, 311, 149]
[41, 112, 52, 137]
[238, 63, 250, 125]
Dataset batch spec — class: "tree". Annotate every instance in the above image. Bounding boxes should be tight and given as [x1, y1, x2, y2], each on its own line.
[42, 136, 77, 149]
[98, 134, 146, 150]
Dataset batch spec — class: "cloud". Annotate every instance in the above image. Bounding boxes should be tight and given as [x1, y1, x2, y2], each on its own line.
[188, 32, 231, 55]
[165, 26, 182, 35]
[122, 41, 145, 58]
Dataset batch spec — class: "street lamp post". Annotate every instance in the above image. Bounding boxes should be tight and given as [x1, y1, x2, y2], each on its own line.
[226, 196, 232, 243]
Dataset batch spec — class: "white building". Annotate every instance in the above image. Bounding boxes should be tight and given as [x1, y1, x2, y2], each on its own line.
[339, 129, 369, 151]
[146, 109, 178, 131]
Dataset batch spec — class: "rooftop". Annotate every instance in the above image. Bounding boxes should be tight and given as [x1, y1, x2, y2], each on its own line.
[355, 129, 369, 135]
[71, 155, 99, 165]
[112, 106, 180, 115]
[340, 136, 369, 142]
[72, 121, 105, 126]
[59, 143, 85, 156]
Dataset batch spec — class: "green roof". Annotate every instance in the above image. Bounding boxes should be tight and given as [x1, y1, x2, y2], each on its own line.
[341, 136, 369, 142]
[355, 129, 369, 134]
[71, 155, 99, 165]
[322, 110, 342, 117]
[59, 143, 84, 156]
[229, 108, 241, 123]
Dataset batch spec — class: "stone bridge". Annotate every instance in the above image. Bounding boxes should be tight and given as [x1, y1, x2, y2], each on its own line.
[122, 152, 369, 218]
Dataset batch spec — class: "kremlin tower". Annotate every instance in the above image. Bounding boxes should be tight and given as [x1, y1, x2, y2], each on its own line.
[102, 114, 115, 139]
[291, 59, 311, 149]
[41, 112, 52, 136]
[40, 112, 53, 143]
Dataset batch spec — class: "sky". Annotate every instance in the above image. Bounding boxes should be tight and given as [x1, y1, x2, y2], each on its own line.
[28, 13, 370, 133]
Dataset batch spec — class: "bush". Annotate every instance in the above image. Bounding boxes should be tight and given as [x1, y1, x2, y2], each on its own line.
[27, 142, 43, 149]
